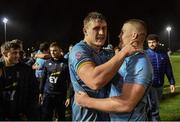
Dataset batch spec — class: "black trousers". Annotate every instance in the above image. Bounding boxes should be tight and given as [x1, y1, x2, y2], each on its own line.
[41, 93, 66, 121]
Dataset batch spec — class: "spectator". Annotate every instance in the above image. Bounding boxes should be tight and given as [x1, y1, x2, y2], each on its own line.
[39, 42, 70, 121]
[145, 34, 176, 121]
[0, 41, 39, 120]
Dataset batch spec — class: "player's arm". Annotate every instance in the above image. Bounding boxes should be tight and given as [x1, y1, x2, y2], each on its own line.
[77, 42, 139, 90]
[75, 83, 145, 113]
[35, 53, 51, 59]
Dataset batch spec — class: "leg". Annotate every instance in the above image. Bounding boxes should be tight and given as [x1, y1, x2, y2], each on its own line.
[149, 87, 161, 121]
[41, 94, 54, 120]
[56, 95, 66, 121]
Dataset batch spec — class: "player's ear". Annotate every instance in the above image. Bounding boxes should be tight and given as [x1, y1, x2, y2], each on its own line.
[132, 32, 138, 39]
[83, 27, 88, 36]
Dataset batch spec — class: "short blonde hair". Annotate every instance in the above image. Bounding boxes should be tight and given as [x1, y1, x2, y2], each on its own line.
[124, 19, 147, 36]
[83, 12, 106, 28]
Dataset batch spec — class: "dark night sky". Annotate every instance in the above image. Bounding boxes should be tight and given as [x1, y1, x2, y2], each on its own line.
[0, 0, 180, 52]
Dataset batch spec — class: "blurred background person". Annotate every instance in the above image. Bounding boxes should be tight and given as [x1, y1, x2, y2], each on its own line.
[145, 34, 176, 121]
[39, 42, 70, 121]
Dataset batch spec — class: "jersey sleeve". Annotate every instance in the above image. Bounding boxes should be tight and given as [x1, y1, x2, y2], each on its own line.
[124, 54, 153, 89]
[69, 44, 94, 73]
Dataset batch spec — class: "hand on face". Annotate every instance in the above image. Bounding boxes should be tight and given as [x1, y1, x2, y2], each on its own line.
[121, 40, 142, 56]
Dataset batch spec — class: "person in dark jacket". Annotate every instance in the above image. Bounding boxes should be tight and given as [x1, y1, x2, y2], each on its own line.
[145, 34, 176, 121]
[39, 42, 70, 121]
[0, 41, 39, 120]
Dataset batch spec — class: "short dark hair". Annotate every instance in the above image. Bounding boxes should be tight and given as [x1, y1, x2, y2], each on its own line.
[1, 41, 21, 54]
[49, 42, 63, 54]
[49, 41, 60, 48]
[39, 42, 49, 52]
[146, 34, 160, 42]
[83, 12, 106, 28]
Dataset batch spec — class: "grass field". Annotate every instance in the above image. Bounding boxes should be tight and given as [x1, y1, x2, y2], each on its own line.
[160, 53, 180, 120]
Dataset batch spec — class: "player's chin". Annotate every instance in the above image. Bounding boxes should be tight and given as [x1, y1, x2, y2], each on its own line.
[51, 55, 56, 58]
[13, 59, 19, 64]
[150, 46, 155, 49]
[96, 40, 105, 46]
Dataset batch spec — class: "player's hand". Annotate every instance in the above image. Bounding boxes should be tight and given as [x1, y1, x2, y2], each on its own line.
[39, 93, 44, 105]
[170, 85, 175, 93]
[65, 98, 70, 107]
[121, 40, 142, 56]
[75, 91, 89, 107]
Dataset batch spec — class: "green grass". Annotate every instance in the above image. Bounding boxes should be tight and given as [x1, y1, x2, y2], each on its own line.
[172, 51, 180, 56]
[160, 53, 180, 120]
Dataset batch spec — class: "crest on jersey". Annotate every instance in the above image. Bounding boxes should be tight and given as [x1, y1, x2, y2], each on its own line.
[75, 52, 82, 60]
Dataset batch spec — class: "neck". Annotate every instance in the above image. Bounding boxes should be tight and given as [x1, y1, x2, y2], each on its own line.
[136, 41, 144, 50]
[138, 45, 144, 50]
[84, 39, 101, 53]
[53, 56, 62, 61]
[4, 59, 15, 67]
[53, 58, 59, 60]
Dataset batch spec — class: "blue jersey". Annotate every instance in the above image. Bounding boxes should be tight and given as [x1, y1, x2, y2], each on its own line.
[35, 50, 46, 78]
[40, 58, 69, 95]
[109, 52, 153, 121]
[69, 40, 113, 121]
[145, 48, 175, 87]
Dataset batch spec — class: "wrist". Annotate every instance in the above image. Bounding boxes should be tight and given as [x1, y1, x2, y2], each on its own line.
[85, 97, 94, 108]
[120, 47, 129, 56]
[117, 50, 127, 60]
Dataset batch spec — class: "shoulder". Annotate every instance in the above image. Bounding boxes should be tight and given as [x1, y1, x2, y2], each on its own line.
[129, 52, 148, 62]
[124, 53, 153, 87]
[145, 49, 153, 54]
[145, 49, 149, 53]
[127, 52, 152, 70]
[45, 58, 52, 63]
[44, 58, 53, 66]
[158, 49, 168, 55]
[16, 62, 33, 72]
[71, 41, 90, 53]
[69, 41, 93, 61]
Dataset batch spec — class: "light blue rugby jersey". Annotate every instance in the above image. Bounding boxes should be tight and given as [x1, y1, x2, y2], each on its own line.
[35, 50, 46, 78]
[109, 52, 153, 121]
[69, 40, 114, 121]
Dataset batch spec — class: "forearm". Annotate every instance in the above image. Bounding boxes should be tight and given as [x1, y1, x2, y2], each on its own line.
[83, 51, 127, 89]
[35, 53, 51, 59]
[166, 67, 175, 85]
[166, 58, 175, 85]
[66, 82, 71, 98]
[39, 77, 46, 94]
[83, 96, 131, 113]
[76, 84, 146, 113]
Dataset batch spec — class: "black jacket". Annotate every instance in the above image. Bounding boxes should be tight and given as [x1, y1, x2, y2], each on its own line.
[0, 62, 39, 120]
